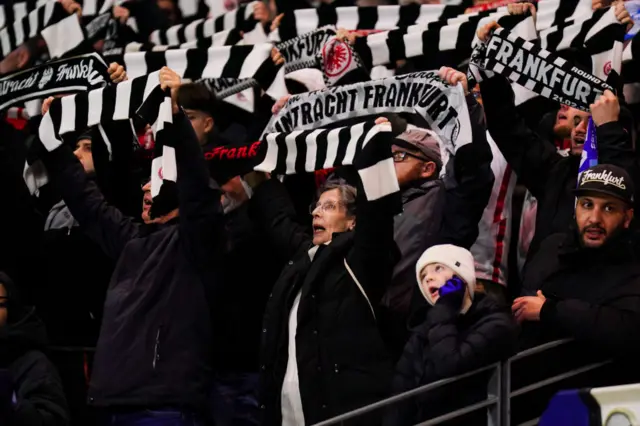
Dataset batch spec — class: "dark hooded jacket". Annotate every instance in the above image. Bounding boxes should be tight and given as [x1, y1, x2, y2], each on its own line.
[0, 272, 69, 426]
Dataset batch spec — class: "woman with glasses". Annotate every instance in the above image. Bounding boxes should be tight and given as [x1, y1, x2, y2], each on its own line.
[243, 168, 399, 426]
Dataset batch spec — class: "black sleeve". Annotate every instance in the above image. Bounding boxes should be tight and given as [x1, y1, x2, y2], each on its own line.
[0, 123, 44, 282]
[91, 121, 143, 218]
[480, 76, 562, 199]
[540, 291, 640, 351]
[426, 303, 517, 378]
[437, 94, 495, 249]
[11, 351, 69, 426]
[41, 144, 140, 260]
[596, 121, 635, 169]
[346, 167, 401, 310]
[249, 178, 312, 260]
[173, 110, 226, 287]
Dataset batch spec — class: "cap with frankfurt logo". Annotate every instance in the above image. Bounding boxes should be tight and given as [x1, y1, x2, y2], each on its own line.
[574, 164, 635, 205]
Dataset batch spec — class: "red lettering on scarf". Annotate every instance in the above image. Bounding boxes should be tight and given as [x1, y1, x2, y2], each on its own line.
[204, 141, 261, 161]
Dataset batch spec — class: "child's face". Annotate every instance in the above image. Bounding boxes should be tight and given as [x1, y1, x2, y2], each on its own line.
[419, 263, 455, 305]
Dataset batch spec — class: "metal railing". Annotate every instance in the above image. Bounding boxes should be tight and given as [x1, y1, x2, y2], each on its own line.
[313, 339, 614, 426]
[47, 339, 614, 426]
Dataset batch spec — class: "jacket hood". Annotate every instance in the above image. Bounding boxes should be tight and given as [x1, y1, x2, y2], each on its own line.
[0, 272, 48, 367]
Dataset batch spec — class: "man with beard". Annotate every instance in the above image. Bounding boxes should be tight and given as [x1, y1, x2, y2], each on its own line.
[513, 164, 640, 352]
[477, 22, 636, 266]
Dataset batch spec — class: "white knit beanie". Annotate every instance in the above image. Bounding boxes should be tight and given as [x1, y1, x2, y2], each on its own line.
[415, 244, 476, 306]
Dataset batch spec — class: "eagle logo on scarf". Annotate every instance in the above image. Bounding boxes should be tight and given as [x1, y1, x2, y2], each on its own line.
[38, 67, 54, 90]
[322, 38, 352, 78]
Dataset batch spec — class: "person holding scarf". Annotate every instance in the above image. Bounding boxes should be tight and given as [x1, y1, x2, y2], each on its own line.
[243, 161, 400, 424]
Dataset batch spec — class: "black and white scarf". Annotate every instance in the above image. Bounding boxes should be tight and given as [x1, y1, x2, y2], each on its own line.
[38, 71, 178, 217]
[258, 121, 400, 202]
[354, 13, 533, 70]
[149, 1, 259, 46]
[200, 77, 256, 113]
[123, 28, 241, 53]
[0, 1, 85, 61]
[470, 27, 614, 111]
[535, 0, 593, 31]
[123, 44, 287, 101]
[265, 71, 472, 160]
[275, 26, 337, 73]
[0, 52, 108, 112]
[538, 6, 625, 81]
[271, 3, 466, 42]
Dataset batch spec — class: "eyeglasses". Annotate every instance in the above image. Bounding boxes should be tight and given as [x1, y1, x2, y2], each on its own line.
[392, 151, 430, 163]
[309, 201, 344, 214]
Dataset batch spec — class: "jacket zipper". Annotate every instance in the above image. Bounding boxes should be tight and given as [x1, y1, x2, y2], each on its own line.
[152, 327, 161, 370]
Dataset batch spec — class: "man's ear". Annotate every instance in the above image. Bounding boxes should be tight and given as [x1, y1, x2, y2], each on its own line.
[204, 116, 214, 134]
[624, 208, 634, 229]
[420, 161, 437, 179]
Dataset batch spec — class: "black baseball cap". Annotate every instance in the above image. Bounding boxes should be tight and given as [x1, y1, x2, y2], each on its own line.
[574, 164, 635, 205]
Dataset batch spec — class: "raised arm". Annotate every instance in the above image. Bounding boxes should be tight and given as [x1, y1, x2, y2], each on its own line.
[159, 68, 226, 277]
[479, 75, 561, 199]
[39, 98, 139, 260]
[437, 68, 495, 249]
[347, 131, 402, 306]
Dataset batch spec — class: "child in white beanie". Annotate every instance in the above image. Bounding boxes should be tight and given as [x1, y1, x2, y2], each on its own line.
[415, 244, 477, 315]
[385, 244, 516, 426]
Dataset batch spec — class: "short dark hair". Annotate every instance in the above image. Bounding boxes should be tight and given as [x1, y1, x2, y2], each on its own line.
[177, 83, 217, 117]
[317, 178, 357, 217]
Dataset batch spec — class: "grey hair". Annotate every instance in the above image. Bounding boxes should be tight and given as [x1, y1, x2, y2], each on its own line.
[317, 178, 357, 217]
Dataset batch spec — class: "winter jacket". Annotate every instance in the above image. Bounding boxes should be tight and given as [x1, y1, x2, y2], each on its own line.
[0, 118, 138, 348]
[385, 294, 516, 425]
[381, 95, 495, 358]
[480, 76, 635, 263]
[40, 111, 225, 410]
[250, 177, 399, 425]
[520, 229, 640, 352]
[211, 203, 286, 372]
[0, 272, 68, 426]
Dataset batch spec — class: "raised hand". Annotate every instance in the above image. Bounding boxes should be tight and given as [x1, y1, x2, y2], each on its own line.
[108, 62, 127, 84]
[438, 66, 469, 95]
[437, 276, 466, 309]
[272, 94, 292, 115]
[158, 67, 182, 114]
[590, 90, 620, 126]
[477, 21, 501, 43]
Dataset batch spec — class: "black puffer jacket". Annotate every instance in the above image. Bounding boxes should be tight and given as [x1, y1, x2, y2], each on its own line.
[250, 177, 399, 425]
[0, 272, 69, 426]
[385, 294, 516, 425]
[480, 76, 635, 263]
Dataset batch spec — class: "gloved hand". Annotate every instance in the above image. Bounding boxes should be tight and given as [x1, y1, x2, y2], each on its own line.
[437, 276, 466, 310]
